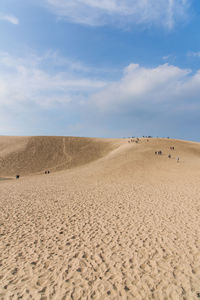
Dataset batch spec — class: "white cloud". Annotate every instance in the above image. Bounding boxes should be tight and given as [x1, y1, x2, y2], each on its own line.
[90, 63, 200, 113]
[1, 52, 200, 137]
[188, 51, 200, 57]
[0, 52, 106, 108]
[1, 51, 200, 127]
[42, 0, 189, 28]
[163, 55, 171, 60]
[0, 14, 19, 25]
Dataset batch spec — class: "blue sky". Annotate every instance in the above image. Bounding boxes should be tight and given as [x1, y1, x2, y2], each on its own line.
[0, 0, 200, 140]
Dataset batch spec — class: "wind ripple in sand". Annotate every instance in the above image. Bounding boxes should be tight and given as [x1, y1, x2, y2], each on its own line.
[1, 138, 200, 299]
[1, 178, 200, 300]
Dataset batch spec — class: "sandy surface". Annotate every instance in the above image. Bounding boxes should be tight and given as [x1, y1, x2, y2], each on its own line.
[0, 136, 116, 177]
[0, 137, 200, 299]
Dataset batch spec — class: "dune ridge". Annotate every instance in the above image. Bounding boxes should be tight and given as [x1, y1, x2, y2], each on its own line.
[0, 137, 200, 299]
[0, 136, 118, 177]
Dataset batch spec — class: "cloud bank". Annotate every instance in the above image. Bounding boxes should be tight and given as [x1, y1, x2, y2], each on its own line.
[1, 52, 200, 114]
[91, 63, 200, 114]
[1, 51, 200, 137]
[43, 0, 189, 28]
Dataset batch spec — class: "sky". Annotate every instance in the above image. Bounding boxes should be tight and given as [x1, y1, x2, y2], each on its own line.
[0, 0, 200, 140]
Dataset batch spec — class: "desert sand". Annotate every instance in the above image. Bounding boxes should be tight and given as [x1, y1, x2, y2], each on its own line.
[0, 136, 200, 299]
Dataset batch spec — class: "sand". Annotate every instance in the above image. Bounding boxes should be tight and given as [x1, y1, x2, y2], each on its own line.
[0, 137, 200, 299]
[0, 136, 116, 177]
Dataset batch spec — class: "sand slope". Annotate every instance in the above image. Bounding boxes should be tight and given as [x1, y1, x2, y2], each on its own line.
[0, 137, 200, 299]
[0, 136, 118, 177]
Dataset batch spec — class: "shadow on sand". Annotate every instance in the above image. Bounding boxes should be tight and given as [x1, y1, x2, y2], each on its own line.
[0, 177, 13, 182]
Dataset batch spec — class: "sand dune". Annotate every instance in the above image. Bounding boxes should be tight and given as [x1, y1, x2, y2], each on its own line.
[0, 137, 200, 299]
[0, 136, 118, 177]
